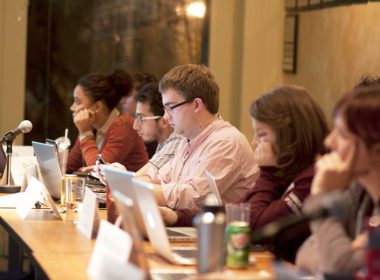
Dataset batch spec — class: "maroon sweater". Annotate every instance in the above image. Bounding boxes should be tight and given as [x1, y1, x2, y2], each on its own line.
[242, 164, 314, 230]
[67, 113, 148, 173]
[174, 163, 315, 262]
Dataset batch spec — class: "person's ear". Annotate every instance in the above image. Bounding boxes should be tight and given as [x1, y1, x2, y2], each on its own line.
[194, 97, 203, 113]
[93, 101, 103, 113]
[159, 116, 170, 127]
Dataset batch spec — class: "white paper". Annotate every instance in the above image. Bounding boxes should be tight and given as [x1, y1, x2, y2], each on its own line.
[87, 220, 134, 280]
[10, 156, 39, 188]
[90, 261, 144, 280]
[2, 145, 34, 158]
[0, 192, 22, 208]
[16, 176, 44, 219]
[77, 187, 99, 239]
[16, 176, 62, 220]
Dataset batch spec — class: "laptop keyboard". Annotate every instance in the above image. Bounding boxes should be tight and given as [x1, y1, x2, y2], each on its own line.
[166, 229, 188, 237]
[151, 272, 196, 280]
[172, 249, 198, 259]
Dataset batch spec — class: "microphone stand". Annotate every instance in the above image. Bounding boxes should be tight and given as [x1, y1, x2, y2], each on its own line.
[0, 139, 21, 193]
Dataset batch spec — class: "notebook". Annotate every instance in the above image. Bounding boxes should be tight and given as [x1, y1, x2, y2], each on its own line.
[103, 166, 196, 242]
[112, 190, 196, 280]
[32, 141, 62, 199]
[131, 178, 198, 265]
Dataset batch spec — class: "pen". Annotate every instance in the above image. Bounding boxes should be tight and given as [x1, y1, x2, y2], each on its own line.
[96, 154, 106, 164]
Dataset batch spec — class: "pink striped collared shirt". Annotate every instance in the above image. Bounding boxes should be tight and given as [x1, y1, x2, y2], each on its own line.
[153, 117, 259, 211]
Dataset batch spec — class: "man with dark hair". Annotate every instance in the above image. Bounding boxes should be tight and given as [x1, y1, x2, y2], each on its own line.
[133, 83, 182, 175]
[120, 71, 159, 158]
[142, 64, 259, 211]
[101, 83, 182, 177]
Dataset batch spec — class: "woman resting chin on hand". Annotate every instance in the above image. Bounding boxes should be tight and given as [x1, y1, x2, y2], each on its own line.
[296, 84, 380, 275]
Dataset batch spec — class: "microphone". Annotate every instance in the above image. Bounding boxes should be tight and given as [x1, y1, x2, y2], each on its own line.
[0, 120, 33, 144]
[251, 193, 346, 244]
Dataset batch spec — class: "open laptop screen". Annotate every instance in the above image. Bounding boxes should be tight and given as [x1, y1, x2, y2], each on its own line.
[32, 141, 62, 199]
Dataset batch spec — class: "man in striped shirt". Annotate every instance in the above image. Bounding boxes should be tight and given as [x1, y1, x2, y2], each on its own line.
[100, 83, 182, 176]
[132, 83, 183, 176]
[143, 64, 259, 211]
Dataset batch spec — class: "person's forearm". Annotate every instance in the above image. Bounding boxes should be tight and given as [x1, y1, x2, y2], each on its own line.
[136, 162, 157, 177]
[153, 184, 167, 207]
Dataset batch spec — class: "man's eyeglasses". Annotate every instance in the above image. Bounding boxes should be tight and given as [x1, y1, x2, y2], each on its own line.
[135, 115, 162, 123]
[163, 98, 195, 114]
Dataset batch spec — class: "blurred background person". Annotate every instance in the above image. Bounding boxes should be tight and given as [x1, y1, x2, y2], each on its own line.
[120, 71, 157, 117]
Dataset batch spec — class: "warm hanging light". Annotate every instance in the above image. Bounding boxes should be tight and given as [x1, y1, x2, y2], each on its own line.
[186, 1, 206, 18]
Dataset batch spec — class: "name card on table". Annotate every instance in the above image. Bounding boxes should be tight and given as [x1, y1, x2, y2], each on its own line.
[16, 176, 62, 220]
[77, 187, 99, 239]
[11, 156, 40, 192]
[87, 220, 143, 280]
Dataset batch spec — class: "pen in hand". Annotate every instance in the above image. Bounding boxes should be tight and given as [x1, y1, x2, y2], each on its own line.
[96, 154, 107, 164]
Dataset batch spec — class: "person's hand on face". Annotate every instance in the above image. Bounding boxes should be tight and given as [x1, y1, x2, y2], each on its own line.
[73, 108, 95, 134]
[311, 140, 357, 194]
[254, 141, 278, 167]
[251, 118, 277, 167]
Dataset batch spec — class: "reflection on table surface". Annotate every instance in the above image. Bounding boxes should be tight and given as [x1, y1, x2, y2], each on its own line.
[0, 207, 275, 280]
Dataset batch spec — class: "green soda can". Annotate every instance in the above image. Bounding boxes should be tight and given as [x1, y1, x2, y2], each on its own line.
[226, 221, 251, 269]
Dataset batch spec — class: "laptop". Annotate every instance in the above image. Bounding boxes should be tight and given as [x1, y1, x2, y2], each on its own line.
[103, 166, 197, 242]
[32, 141, 62, 199]
[205, 170, 223, 206]
[112, 190, 196, 280]
[102, 166, 146, 234]
[131, 177, 198, 265]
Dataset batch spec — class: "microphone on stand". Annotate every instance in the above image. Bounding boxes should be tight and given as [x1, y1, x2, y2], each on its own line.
[0, 120, 33, 193]
[0, 120, 33, 144]
[251, 193, 346, 244]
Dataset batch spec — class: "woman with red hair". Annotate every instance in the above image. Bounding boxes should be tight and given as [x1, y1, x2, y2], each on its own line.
[296, 85, 380, 274]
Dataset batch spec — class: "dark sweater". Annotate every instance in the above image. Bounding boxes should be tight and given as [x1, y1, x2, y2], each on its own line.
[173, 163, 315, 263]
[242, 164, 314, 262]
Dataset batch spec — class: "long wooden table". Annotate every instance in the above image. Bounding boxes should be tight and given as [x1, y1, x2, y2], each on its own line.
[0, 207, 275, 279]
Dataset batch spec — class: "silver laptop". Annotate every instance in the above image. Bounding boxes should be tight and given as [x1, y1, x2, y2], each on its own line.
[112, 191, 197, 280]
[131, 178, 198, 265]
[103, 166, 196, 242]
[32, 141, 62, 199]
[205, 170, 223, 206]
[102, 166, 147, 235]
